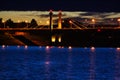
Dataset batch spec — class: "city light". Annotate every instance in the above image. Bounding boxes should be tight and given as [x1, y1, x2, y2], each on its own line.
[91, 47, 95, 52]
[92, 19, 95, 22]
[68, 46, 72, 49]
[2, 20, 5, 28]
[97, 28, 101, 32]
[17, 20, 20, 23]
[2, 45, 5, 48]
[46, 20, 49, 25]
[58, 36, 61, 42]
[46, 46, 50, 49]
[117, 47, 120, 51]
[117, 18, 120, 22]
[24, 45, 28, 49]
[2, 20, 5, 23]
[25, 20, 29, 28]
[92, 19, 95, 28]
[117, 18, 120, 27]
[69, 20, 72, 24]
[51, 36, 56, 42]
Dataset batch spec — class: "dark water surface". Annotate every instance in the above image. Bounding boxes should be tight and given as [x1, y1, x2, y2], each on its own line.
[0, 46, 120, 80]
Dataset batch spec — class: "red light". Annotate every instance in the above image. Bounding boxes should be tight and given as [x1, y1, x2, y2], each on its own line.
[59, 10, 62, 13]
[97, 29, 101, 32]
[49, 9, 53, 12]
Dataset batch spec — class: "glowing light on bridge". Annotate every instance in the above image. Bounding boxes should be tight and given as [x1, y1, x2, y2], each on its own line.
[92, 19, 95, 22]
[17, 20, 20, 23]
[2, 20, 5, 28]
[92, 19, 96, 28]
[58, 10, 62, 29]
[117, 18, 120, 27]
[25, 20, 29, 28]
[2, 20, 5, 23]
[117, 18, 120, 22]
[69, 20, 72, 24]
[69, 20, 72, 28]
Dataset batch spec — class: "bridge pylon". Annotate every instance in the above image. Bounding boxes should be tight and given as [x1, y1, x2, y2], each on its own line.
[58, 10, 62, 29]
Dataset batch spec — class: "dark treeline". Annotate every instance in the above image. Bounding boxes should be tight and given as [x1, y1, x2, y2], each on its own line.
[0, 18, 38, 28]
[0, 18, 119, 29]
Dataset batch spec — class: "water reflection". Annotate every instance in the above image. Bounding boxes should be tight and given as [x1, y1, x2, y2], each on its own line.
[90, 47, 96, 80]
[45, 46, 51, 80]
[24, 45, 28, 49]
[115, 48, 120, 80]
[67, 47, 73, 79]
[0, 46, 118, 79]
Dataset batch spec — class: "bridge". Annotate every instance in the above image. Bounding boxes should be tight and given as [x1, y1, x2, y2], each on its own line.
[0, 10, 120, 47]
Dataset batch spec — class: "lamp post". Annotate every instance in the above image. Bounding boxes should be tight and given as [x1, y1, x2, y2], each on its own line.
[49, 10, 53, 31]
[58, 10, 62, 29]
[25, 20, 28, 28]
[17, 20, 20, 28]
[39, 21, 41, 26]
[92, 19, 95, 28]
[2, 20, 5, 28]
[117, 18, 120, 27]
[69, 20, 72, 28]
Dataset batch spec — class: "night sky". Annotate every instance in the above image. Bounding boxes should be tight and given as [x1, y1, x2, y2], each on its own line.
[0, 0, 120, 12]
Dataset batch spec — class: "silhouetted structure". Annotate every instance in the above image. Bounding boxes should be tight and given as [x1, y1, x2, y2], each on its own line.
[49, 10, 53, 31]
[58, 11, 62, 29]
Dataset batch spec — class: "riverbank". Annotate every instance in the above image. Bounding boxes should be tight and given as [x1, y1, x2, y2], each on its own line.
[0, 29, 120, 47]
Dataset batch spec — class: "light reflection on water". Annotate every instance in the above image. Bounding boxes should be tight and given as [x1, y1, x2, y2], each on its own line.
[115, 48, 120, 80]
[0, 46, 119, 80]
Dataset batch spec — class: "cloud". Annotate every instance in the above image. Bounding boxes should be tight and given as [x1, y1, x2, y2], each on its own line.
[39, 13, 67, 18]
[80, 12, 99, 16]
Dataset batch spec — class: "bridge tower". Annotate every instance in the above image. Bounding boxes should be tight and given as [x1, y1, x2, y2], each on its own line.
[58, 10, 62, 29]
[49, 10, 53, 31]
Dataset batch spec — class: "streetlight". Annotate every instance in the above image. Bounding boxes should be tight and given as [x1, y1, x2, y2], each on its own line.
[25, 20, 28, 28]
[69, 20, 72, 28]
[92, 19, 95, 28]
[2, 20, 5, 28]
[17, 20, 20, 23]
[46, 20, 49, 25]
[39, 21, 42, 25]
[117, 18, 120, 27]
[17, 20, 20, 28]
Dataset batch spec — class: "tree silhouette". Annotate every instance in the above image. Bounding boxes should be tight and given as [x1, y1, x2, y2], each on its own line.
[0, 18, 3, 28]
[0, 18, 2, 23]
[5, 19, 14, 28]
[29, 19, 38, 28]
